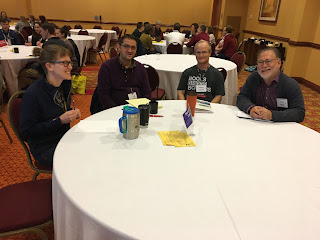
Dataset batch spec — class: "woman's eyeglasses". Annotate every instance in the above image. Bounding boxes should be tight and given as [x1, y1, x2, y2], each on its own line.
[50, 61, 73, 67]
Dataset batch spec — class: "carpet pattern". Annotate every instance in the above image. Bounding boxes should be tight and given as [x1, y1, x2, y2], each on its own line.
[0, 59, 319, 239]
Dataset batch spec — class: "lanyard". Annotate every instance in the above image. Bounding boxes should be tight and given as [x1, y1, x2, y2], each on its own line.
[197, 65, 210, 81]
[1, 30, 9, 42]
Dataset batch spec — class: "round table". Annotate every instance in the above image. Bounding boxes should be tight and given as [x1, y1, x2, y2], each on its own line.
[135, 54, 238, 105]
[68, 35, 96, 65]
[53, 100, 320, 240]
[69, 29, 117, 51]
[0, 45, 37, 96]
[152, 40, 192, 55]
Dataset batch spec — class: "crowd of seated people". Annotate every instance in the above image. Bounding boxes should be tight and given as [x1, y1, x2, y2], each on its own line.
[1, 11, 305, 169]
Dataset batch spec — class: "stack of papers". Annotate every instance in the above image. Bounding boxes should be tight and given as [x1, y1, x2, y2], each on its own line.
[195, 99, 213, 112]
[157, 131, 196, 147]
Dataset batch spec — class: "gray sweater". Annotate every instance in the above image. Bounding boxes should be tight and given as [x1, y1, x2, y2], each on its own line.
[237, 72, 305, 123]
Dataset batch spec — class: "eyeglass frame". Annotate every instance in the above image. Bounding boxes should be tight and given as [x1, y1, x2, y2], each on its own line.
[121, 44, 137, 51]
[49, 61, 73, 67]
[257, 58, 279, 66]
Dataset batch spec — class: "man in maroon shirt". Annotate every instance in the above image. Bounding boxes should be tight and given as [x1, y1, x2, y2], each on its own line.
[215, 25, 236, 60]
[186, 25, 209, 48]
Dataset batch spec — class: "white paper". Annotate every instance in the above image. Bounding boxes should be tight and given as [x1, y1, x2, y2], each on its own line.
[74, 120, 118, 133]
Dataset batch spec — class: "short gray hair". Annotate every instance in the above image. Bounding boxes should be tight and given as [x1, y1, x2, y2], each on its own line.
[257, 47, 281, 60]
[15, 21, 25, 32]
[195, 40, 212, 52]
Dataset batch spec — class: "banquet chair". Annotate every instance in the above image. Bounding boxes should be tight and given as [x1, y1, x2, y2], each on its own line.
[210, 43, 216, 56]
[143, 64, 165, 100]
[93, 25, 102, 29]
[230, 51, 246, 73]
[74, 24, 83, 29]
[217, 67, 227, 82]
[71, 46, 87, 75]
[109, 47, 118, 58]
[78, 29, 89, 35]
[118, 29, 123, 39]
[0, 74, 13, 143]
[237, 41, 243, 52]
[39, 15, 47, 24]
[7, 91, 52, 181]
[167, 42, 183, 54]
[22, 26, 33, 36]
[110, 26, 120, 47]
[68, 38, 81, 67]
[18, 32, 27, 45]
[88, 33, 108, 64]
[111, 26, 120, 36]
[0, 179, 53, 240]
[165, 28, 173, 33]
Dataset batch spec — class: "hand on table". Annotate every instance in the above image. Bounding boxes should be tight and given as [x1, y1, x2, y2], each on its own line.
[250, 106, 272, 120]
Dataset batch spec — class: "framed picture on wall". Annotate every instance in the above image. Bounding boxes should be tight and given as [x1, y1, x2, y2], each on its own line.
[259, 0, 281, 22]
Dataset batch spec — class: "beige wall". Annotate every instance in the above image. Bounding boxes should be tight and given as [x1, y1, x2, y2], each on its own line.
[243, 0, 320, 86]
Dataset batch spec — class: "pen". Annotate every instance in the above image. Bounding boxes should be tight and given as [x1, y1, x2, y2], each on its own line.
[150, 114, 163, 117]
[73, 100, 75, 110]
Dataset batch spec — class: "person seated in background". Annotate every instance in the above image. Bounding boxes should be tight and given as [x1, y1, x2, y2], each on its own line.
[132, 22, 144, 39]
[19, 16, 30, 27]
[55, 26, 79, 69]
[186, 24, 209, 48]
[28, 14, 35, 28]
[92, 34, 151, 112]
[152, 20, 163, 41]
[0, 11, 11, 23]
[40, 22, 67, 48]
[20, 45, 81, 167]
[237, 47, 305, 122]
[177, 40, 225, 103]
[185, 23, 198, 40]
[215, 25, 236, 60]
[140, 24, 156, 54]
[206, 26, 215, 45]
[0, 19, 20, 45]
[25, 22, 43, 46]
[165, 22, 185, 48]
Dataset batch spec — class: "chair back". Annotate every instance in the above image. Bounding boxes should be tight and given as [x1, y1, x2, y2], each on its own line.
[123, 29, 127, 36]
[18, 32, 26, 45]
[109, 47, 118, 58]
[74, 24, 83, 29]
[97, 33, 108, 50]
[39, 15, 47, 24]
[68, 38, 80, 67]
[211, 43, 216, 56]
[143, 64, 159, 92]
[22, 26, 33, 36]
[167, 42, 183, 54]
[118, 29, 123, 38]
[78, 29, 89, 35]
[93, 25, 102, 29]
[64, 25, 72, 31]
[7, 91, 52, 180]
[111, 26, 120, 35]
[165, 28, 173, 33]
[0, 73, 4, 114]
[71, 46, 87, 75]
[237, 41, 243, 52]
[230, 51, 246, 73]
[217, 67, 227, 82]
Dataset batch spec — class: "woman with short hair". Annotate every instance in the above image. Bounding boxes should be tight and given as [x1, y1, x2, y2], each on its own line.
[20, 45, 81, 167]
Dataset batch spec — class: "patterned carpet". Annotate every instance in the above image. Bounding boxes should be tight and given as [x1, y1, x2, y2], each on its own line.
[0, 59, 319, 240]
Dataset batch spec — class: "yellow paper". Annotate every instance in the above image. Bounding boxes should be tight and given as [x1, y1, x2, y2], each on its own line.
[126, 98, 150, 108]
[152, 41, 163, 43]
[157, 131, 196, 147]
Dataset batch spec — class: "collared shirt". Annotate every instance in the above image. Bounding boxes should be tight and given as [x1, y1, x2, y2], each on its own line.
[255, 71, 280, 110]
[118, 56, 136, 83]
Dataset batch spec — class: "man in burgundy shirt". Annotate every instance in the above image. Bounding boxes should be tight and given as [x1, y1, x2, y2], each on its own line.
[215, 25, 236, 60]
[186, 25, 209, 48]
[237, 47, 305, 122]
[95, 34, 151, 110]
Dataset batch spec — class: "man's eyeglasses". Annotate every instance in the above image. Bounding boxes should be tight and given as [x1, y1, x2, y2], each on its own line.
[121, 44, 137, 51]
[257, 59, 277, 66]
[50, 61, 73, 67]
[195, 51, 209, 55]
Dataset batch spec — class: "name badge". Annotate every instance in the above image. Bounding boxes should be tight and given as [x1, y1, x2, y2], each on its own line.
[196, 84, 206, 92]
[128, 92, 137, 100]
[276, 98, 288, 108]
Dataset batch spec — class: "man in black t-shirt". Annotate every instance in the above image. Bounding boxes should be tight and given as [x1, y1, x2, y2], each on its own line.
[177, 40, 225, 103]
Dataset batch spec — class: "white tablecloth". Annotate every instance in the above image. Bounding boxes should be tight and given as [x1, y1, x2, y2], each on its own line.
[153, 40, 192, 54]
[0, 45, 36, 96]
[53, 100, 320, 240]
[68, 35, 95, 65]
[69, 29, 117, 51]
[135, 54, 238, 105]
